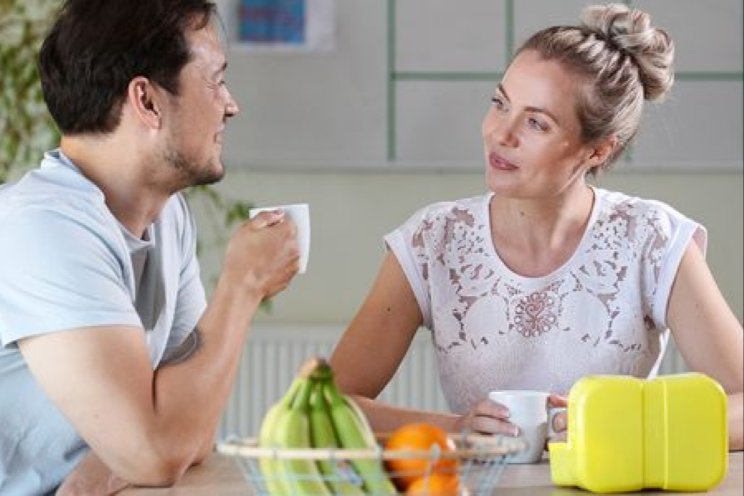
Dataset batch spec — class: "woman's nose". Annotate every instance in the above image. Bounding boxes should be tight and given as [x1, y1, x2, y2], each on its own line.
[485, 116, 518, 148]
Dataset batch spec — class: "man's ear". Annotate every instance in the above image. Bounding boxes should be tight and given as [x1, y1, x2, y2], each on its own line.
[127, 77, 162, 129]
[586, 135, 618, 168]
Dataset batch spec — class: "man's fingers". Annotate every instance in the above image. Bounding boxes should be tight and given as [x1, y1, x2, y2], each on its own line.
[250, 210, 284, 228]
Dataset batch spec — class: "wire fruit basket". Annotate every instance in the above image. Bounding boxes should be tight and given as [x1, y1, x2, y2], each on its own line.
[217, 433, 527, 495]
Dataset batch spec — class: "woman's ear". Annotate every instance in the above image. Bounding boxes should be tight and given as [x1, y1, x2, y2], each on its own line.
[586, 136, 619, 168]
[127, 77, 162, 129]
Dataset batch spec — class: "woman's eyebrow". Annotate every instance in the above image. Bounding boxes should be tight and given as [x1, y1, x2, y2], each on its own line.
[497, 83, 561, 125]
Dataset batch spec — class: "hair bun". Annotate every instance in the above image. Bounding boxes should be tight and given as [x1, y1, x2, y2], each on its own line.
[581, 3, 674, 100]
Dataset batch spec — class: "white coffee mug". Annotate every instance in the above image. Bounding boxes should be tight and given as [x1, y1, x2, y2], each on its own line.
[488, 390, 564, 464]
[248, 203, 310, 274]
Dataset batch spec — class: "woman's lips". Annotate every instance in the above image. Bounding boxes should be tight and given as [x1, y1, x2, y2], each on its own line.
[488, 152, 518, 171]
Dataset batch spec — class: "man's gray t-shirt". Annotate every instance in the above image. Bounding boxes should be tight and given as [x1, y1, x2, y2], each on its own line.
[0, 150, 207, 494]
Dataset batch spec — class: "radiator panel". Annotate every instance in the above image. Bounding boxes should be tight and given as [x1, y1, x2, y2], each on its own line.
[218, 325, 687, 439]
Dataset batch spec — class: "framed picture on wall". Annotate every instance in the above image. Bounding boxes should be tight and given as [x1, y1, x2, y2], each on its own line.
[215, 0, 335, 52]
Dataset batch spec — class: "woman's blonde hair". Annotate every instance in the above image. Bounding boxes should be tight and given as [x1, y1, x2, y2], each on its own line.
[516, 3, 675, 172]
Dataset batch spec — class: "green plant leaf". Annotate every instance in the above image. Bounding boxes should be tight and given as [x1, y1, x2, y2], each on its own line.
[0, 0, 57, 183]
[225, 200, 253, 225]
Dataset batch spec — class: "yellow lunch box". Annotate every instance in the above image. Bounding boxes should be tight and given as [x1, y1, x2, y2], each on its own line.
[549, 373, 728, 493]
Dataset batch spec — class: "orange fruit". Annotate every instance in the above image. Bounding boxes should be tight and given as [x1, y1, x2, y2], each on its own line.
[384, 423, 459, 490]
[406, 473, 461, 495]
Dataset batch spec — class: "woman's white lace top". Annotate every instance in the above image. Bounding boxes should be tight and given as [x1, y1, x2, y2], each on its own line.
[384, 188, 706, 414]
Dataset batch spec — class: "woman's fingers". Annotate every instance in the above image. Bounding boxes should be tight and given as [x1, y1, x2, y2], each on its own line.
[459, 395, 569, 438]
[548, 393, 568, 407]
[459, 399, 518, 436]
[469, 415, 519, 436]
[552, 410, 567, 432]
[548, 393, 568, 433]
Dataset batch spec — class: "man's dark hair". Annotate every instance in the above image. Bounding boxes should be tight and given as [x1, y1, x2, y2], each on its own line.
[39, 0, 216, 135]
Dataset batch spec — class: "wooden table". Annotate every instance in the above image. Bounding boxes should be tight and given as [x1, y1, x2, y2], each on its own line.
[122, 452, 742, 495]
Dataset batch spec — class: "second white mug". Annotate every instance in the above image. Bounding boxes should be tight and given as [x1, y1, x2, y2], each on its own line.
[488, 390, 564, 464]
[248, 203, 310, 274]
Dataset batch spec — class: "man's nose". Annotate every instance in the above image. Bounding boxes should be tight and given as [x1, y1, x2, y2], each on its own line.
[225, 90, 240, 117]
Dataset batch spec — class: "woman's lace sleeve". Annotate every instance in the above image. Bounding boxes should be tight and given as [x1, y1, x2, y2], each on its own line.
[640, 201, 707, 329]
[383, 206, 436, 329]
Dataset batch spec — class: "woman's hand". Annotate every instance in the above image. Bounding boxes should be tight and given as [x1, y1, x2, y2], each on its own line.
[548, 393, 569, 443]
[453, 398, 518, 436]
[453, 393, 569, 441]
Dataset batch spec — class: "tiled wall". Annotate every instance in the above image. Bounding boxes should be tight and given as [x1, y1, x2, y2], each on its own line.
[392, 0, 743, 169]
[217, 1, 741, 171]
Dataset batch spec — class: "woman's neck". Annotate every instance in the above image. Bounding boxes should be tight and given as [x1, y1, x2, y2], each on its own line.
[488, 184, 595, 277]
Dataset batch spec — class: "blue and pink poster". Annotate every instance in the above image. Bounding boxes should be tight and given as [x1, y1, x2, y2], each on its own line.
[237, 0, 334, 51]
[239, 0, 304, 44]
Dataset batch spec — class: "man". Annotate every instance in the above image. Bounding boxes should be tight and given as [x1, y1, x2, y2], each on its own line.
[0, 0, 299, 493]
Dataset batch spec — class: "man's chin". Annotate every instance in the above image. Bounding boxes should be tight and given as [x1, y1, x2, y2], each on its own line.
[194, 170, 224, 187]
[190, 162, 225, 187]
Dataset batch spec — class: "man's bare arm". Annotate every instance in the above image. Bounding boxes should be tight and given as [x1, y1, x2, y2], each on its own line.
[21, 213, 299, 486]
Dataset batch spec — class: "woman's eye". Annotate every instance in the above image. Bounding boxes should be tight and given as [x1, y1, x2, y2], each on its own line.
[527, 117, 548, 132]
[491, 96, 506, 108]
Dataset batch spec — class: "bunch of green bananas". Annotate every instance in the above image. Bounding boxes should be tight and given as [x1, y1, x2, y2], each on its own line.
[258, 357, 397, 495]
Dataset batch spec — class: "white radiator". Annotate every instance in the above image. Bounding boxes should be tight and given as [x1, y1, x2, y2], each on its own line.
[218, 324, 448, 439]
[218, 324, 688, 439]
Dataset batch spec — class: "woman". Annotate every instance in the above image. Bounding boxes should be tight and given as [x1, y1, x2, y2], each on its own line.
[329, 3, 743, 450]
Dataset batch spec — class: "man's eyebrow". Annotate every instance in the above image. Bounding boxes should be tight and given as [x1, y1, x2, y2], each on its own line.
[496, 83, 561, 125]
[497, 83, 510, 102]
[212, 61, 227, 77]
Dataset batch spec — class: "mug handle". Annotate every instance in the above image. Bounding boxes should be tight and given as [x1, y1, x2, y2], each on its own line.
[548, 406, 567, 439]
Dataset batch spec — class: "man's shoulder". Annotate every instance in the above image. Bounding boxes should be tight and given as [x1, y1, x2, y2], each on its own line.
[0, 167, 123, 263]
[1, 155, 107, 221]
[0, 180, 113, 240]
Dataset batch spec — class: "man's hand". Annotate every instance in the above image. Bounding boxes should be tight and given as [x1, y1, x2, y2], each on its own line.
[56, 451, 129, 496]
[221, 210, 300, 299]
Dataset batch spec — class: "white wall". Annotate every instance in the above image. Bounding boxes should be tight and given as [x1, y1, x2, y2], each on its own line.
[213, 0, 742, 172]
[196, 169, 743, 327]
[198, 1, 743, 372]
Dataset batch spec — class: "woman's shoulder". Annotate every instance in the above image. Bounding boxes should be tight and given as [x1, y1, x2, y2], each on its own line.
[389, 193, 491, 253]
[592, 187, 703, 243]
[595, 187, 691, 223]
[409, 193, 491, 226]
